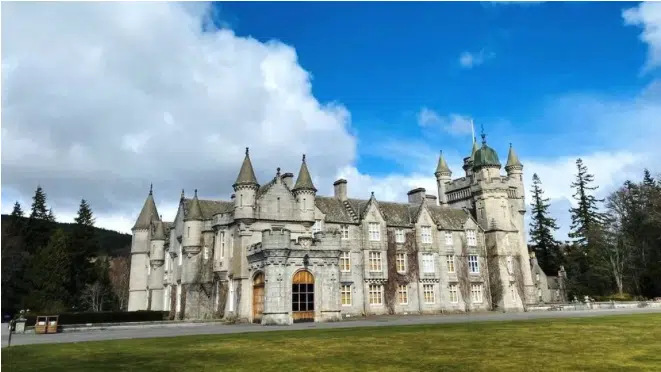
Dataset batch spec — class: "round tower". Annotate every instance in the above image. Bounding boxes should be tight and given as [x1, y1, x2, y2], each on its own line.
[233, 147, 259, 222]
[434, 150, 452, 206]
[149, 218, 166, 310]
[293, 154, 317, 227]
[472, 133, 502, 181]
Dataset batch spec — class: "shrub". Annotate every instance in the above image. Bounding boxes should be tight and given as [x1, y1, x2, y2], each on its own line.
[23, 310, 169, 326]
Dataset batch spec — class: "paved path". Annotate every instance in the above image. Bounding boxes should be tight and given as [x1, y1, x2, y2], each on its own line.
[3, 307, 660, 348]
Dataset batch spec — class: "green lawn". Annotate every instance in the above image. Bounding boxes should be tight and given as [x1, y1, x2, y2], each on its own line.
[3, 313, 661, 372]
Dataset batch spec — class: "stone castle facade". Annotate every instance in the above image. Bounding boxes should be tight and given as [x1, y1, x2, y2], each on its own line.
[128, 135, 566, 324]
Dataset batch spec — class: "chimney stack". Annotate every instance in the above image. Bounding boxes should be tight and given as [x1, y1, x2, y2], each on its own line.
[333, 179, 348, 201]
[425, 194, 438, 205]
[407, 188, 426, 204]
[281, 172, 294, 189]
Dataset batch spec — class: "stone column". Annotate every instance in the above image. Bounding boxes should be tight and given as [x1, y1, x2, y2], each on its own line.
[262, 263, 289, 325]
[149, 261, 165, 310]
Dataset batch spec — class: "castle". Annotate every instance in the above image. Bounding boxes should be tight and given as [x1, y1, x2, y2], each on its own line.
[128, 135, 566, 324]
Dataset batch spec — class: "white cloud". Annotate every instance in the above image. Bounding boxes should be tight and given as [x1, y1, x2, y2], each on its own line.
[417, 108, 475, 136]
[1, 2, 356, 232]
[458, 50, 494, 69]
[623, 1, 661, 72]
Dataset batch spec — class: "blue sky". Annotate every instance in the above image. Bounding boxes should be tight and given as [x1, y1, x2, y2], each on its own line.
[213, 1, 654, 175]
[2, 1, 660, 238]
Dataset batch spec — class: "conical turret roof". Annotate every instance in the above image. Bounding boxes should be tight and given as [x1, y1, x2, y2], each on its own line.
[132, 184, 160, 230]
[435, 151, 451, 175]
[505, 143, 523, 168]
[152, 219, 166, 240]
[473, 133, 501, 169]
[185, 189, 203, 221]
[293, 154, 317, 192]
[233, 147, 259, 188]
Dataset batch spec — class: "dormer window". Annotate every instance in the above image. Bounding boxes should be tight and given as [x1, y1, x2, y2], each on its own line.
[421, 226, 432, 244]
[312, 219, 323, 233]
[466, 230, 477, 246]
[395, 229, 405, 243]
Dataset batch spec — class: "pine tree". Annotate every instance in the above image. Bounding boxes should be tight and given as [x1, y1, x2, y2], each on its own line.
[68, 199, 100, 307]
[7, 201, 25, 236]
[2, 202, 28, 312]
[528, 173, 561, 274]
[24, 229, 71, 312]
[24, 186, 55, 255]
[568, 158, 605, 248]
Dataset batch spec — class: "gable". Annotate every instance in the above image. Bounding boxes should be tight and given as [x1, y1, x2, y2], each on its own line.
[415, 206, 435, 227]
[256, 179, 297, 220]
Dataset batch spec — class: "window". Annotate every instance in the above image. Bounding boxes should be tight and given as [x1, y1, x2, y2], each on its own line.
[421, 226, 432, 244]
[471, 284, 483, 303]
[341, 225, 350, 240]
[535, 273, 540, 282]
[312, 219, 323, 233]
[230, 233, 234, 258]
[203, 246, 209, 260]
[395, 229, 405, 243]
[340, 252, 351, 272]
[467, 230, 477, 246]
[468, 255, 479, 274]
[422, 254, 434, 274]
[303, 198, 306, 210]
[449, 284, 459, 303]
[240, 193, 243, 207]
[187, 226, 190, 237]
[341, 285, 352, 306]
[538, 288, 543, 300]
[369, 284, 383, 305]
[220, 231, 225, 258]
[555, 290, 560, 300]
[178, 245, 182, 265]
[396, 253, 407, 273]
[398, 285, 408, 305]
[444, 232, 453, 246]
[511, 286, 517, 300]
[423, 284, 435, 304]
[369, 251, 382, 272]
[507, 256, 513, 274]
[446, 255, 455, 273]
[147, 263, 151, 276]
[368, 223, 380, 241]
[277, 197, 280, 214]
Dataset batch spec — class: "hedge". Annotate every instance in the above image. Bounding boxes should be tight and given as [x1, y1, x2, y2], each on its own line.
[21, 310, 169, 327]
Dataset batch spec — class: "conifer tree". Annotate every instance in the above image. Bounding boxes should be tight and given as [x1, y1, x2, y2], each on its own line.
[29, 186, 49, 220]
[24, 229, 71, 312]
[68, 199, 100, 306]
[568, 158, 605, 247]
[25, 186, 55, 255]
[2, 201, 28, 311]
[7, 201, 25, 236]
[528, 173, 561, 274]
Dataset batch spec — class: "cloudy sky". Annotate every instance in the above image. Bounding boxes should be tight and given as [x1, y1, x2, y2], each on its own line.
[2, 1, 660, 240]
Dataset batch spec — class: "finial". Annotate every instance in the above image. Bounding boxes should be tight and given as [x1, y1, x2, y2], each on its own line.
[302, 154, 306, 162]
[509, 142, 513, 148]
[194, 189, 198, 197]
[371, 191, 374, 197]
[149, 183, 153, 195]
[160, 214, 163, 220]
[181, 189, 185, 199]
[276, 167, 281, 176]
[480, 124, 487, 145]
[245, 147, 249, 156]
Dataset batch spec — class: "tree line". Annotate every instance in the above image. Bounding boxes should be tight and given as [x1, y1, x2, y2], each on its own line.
[1, 186, 131, 315]
[529, 160, 661, 299]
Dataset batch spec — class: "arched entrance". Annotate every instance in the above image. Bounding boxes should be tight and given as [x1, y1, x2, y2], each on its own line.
[252, 272, 265, 323]
[292, 270, 315, 323]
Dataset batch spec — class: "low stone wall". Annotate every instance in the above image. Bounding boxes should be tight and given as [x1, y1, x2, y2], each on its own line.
[527, 301, 661, 312]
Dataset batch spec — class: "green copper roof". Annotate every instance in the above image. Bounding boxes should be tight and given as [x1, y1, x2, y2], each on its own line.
[293, 154, 317, 192]
[234, 147, 258, 187]
[505, 143, 523, 168]
[435, 151, 451, 175]
[184, 189, 203, 221]
[473, 135, 501, 169]
[132, 185, 160, 230]
[152, 219, 166, 240]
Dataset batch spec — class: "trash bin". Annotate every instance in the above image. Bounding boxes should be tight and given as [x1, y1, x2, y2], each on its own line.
[46, 316, 59, 334]
[35, 316, 48, 334]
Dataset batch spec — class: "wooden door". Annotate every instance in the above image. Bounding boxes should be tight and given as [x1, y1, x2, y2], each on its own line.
[252, 273, 265, 323]
[292, 270, 315, 323]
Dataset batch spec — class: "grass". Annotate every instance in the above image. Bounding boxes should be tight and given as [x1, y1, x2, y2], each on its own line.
[3, 313, 661, 372]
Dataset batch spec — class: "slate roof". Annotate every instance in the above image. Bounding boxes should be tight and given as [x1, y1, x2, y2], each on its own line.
[293, 155, 317, 192]
[152, 220, 166, 240]
[314, 197, 471, 230]
[234, 148, 259, 187]
[547, 276, 560, 290]
[133, 190, 160, 230]
[182, 198, 233, 219]
[506, 143, 523, 168]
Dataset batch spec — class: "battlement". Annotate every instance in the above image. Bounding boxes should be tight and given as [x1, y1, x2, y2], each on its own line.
[261, 228, 293, 250]
[448, 177, 471, 191]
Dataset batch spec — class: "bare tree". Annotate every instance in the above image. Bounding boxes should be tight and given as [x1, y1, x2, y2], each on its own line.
[81, 281, 107, 312]
[109, 256, 130, 311]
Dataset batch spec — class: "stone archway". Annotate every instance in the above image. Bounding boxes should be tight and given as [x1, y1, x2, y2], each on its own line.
[252, 272, 265, 323]
[292, 270, 315, 323]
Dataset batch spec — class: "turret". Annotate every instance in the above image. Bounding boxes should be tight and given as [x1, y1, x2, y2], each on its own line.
[182, 189, 203, 254]
[128, 184, 160, 311]
[434, 151, 452, 206]
[233, 147, 259, 221]
[472, 133, 501, 181]
[293, 154, 317, 226]
[149, 218, 166, 310]
[505, 143, 524, 182]
[463, 139, 479, 179]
